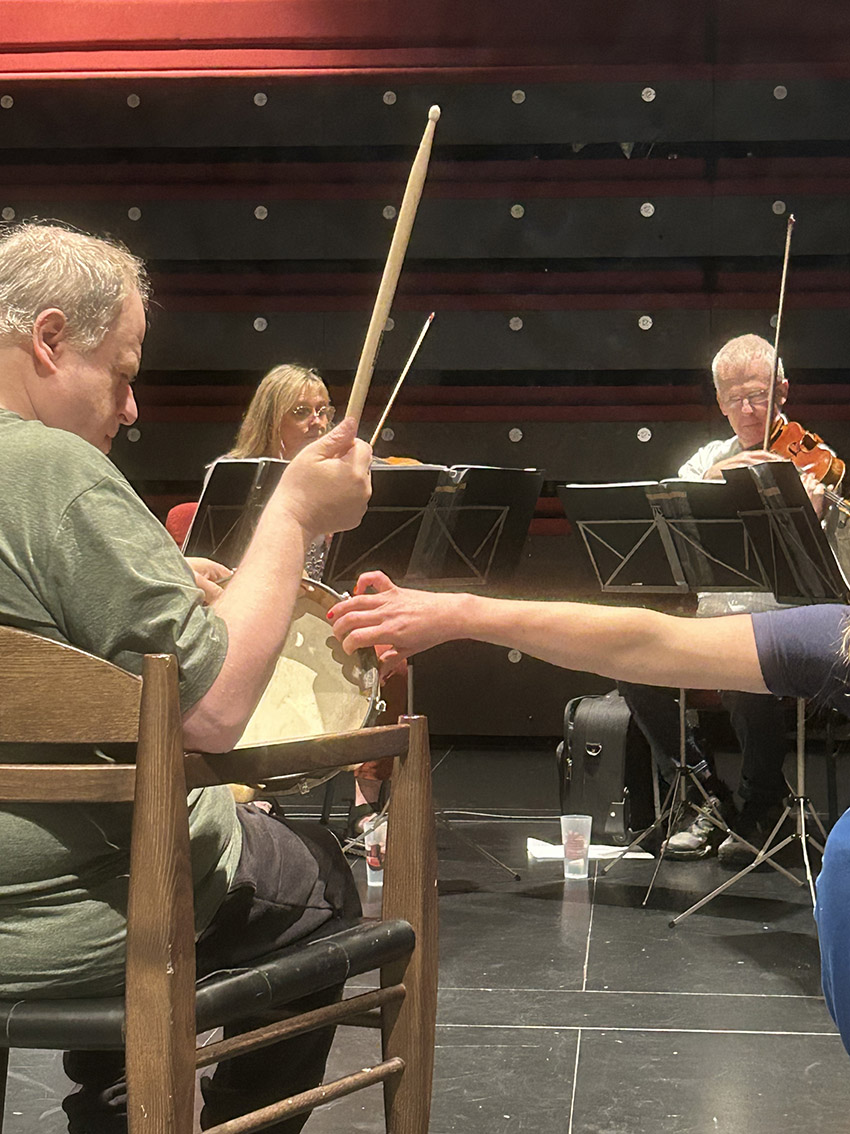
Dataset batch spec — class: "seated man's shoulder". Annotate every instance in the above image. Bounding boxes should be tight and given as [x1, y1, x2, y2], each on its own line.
[1, 416, 121, 495]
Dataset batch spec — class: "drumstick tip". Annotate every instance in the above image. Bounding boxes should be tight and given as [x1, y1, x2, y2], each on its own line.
[429, 105, 441, 122]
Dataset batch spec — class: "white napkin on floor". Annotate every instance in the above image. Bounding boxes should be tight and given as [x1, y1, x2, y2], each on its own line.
[526, 837, 653, 861]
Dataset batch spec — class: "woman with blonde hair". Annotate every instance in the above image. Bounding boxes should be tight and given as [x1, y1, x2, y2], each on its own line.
[229, 363, 335, 460]
[166, 363, 335, 575]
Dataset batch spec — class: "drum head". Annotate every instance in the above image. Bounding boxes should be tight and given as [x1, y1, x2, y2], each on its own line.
[233, 580, 379, 750]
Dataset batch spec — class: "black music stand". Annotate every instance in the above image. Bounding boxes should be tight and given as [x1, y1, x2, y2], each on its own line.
[559, 463, 849, 912]
[324, 465, 543, 593]
[183, 457, 286, 566]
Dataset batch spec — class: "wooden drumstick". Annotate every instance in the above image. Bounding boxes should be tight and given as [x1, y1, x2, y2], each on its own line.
[369, 311, 435, 447]
[346, 105, 441, 427]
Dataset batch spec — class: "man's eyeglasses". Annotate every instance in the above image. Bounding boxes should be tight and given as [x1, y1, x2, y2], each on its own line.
[721, 389, 771, 410]
[291, 404, 335, 423]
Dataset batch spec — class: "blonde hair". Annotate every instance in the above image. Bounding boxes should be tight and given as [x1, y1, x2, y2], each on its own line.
[711, 334, 785, 390]
[0, 222, 150, 352]
[229, 363, 330, 458]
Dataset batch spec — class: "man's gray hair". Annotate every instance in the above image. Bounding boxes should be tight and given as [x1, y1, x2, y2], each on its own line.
[0, 223, 150, 352]
[711, 333, 784, 389]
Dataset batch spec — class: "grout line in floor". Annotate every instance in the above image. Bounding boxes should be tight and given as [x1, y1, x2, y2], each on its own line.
[425, 986, 825, 1001]
[567, 1029, 581, 1134]
[436, 1023, 840, 1037]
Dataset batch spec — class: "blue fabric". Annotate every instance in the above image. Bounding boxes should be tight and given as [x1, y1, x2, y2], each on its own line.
[752, 604, 850, 715]
[815, 807, 850, 1054]
[753, 604, 850, 1049]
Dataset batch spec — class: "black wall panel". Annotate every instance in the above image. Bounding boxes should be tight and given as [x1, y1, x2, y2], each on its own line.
[6, 194, 850, 260]
[136, 308, 850, 373]
[714, 81, 850, 141]
[412, 639, 613, 737]
[5, 77, 850, 149]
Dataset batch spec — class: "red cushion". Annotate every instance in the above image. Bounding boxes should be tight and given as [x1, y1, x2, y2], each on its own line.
[165, 501, 198, 547]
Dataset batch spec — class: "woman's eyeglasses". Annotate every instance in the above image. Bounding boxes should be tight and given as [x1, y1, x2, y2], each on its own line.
[291, 404, 335, 423]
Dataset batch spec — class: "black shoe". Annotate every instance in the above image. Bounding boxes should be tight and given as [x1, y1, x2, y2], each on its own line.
[717, 798, 786, 866]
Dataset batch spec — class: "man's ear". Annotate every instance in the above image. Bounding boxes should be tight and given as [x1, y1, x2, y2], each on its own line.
[31, 308, 69, 375]
[775, 378, 789, 408]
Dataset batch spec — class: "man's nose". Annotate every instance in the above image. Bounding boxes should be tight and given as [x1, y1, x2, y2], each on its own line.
[119, 386, 139, 426]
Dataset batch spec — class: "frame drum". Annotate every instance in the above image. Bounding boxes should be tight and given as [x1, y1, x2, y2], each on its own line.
[231, 579, 381, 795]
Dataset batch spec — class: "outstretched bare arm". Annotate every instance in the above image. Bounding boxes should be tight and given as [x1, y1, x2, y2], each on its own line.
[329, 571, 768, 694]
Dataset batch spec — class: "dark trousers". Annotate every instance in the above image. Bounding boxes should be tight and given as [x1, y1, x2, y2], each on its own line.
[618, 682, 788, 804]
[63, 805, 361, 1134]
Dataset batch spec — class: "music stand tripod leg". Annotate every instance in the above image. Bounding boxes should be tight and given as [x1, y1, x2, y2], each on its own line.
[602, 779, 678, 875]
[436, 811, 522, 881]
[670, 698, 815, 926]
[603, 691, 732, 903]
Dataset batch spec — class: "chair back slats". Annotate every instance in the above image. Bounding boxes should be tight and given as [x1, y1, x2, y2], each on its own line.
[0, 626, 438, 1134]
[0, 626, 141, 744]
[380, 715, 439, 1134]
[125, 653, 197, 1134]
[182, 723, 410, 789]
[0, 764, 136, 803]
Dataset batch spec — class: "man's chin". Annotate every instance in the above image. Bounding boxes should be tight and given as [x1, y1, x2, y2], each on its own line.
[738, 429, 767, 450]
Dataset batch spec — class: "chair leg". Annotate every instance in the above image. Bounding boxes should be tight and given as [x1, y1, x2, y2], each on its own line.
[0, 1047, 9, 1134]
[320, 776, 336, 826]
[381, 716, 438, 1134]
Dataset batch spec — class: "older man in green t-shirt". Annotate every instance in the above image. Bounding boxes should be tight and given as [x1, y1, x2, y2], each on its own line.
[0, 222, 372, 1133]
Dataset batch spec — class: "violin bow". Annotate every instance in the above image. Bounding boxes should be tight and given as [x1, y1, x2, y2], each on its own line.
[346, 106, 441, 428]
[763, 213, 796, 450]
[369, 311, 435, 447]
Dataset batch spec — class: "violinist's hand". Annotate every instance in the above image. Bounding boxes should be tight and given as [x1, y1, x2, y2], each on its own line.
[703, 450, 786, 480]
[185, 556, 233, 604]
[800, 471, 827, 519]
[329, 571, 452, 661]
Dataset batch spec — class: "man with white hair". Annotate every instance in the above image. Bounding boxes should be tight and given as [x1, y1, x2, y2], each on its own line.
[619, 335, 827, 863]
[0, 222, 372, 1133]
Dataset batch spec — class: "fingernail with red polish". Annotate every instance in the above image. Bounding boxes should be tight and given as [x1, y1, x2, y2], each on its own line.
[327, 610, 335, 619]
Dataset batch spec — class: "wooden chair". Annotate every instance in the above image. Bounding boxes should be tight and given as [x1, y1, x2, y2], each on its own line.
[0, 625, 437, 1133]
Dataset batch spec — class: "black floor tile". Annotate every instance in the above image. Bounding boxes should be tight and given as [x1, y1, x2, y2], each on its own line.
[587, 860, 822, 997]
[304, 1023, 580, 1134]
[572, 1030, 850, 1134]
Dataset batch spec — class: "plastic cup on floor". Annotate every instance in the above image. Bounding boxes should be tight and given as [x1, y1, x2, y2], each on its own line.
[365, 815, 388, 887]
[560, 814, 592, 880]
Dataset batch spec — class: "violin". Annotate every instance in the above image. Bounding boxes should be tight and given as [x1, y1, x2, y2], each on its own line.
[769, 419, 845, 489]
[769, 419, 850, 517]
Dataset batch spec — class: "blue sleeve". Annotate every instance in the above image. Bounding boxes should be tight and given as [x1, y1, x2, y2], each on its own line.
[751, 604, 850, 715]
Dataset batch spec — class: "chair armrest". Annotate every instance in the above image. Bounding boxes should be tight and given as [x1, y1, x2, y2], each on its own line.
[182, 724, 411, 788]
